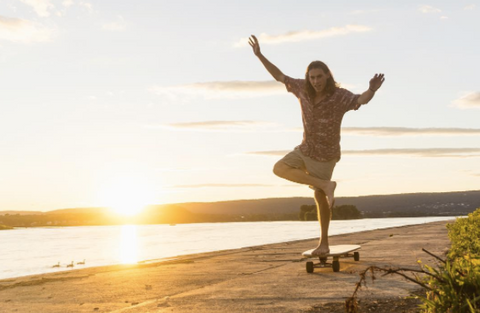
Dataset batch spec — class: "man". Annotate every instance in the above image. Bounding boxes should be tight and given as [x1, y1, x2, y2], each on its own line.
[249, 35, 385, 256]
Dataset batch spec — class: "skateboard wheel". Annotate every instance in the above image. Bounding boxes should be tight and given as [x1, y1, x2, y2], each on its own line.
[306, 261, 314, 273]
[354, 252, 360, 261]
[332, 260, 340, 272]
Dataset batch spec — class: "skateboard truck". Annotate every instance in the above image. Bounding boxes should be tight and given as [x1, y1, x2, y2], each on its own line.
[303, 245, 361, 273]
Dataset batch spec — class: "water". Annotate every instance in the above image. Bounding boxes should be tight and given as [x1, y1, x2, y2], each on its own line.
[0, 216, 457, 280]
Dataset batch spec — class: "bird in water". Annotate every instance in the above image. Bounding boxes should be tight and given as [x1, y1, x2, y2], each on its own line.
[66, 261, 74, 268]
[52, 262, 60, 268]
[77, 259, 86, 265]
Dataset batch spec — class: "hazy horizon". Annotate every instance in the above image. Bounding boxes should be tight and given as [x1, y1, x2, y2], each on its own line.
[1, 0, 479, 215]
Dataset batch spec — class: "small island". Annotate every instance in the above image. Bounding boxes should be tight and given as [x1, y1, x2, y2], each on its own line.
[0, 224, 14, 230]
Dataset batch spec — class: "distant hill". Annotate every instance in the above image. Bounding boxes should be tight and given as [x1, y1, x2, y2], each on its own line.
[0, 210, 43, 215]
[162, 189, 480, 217]
[171, 198, 314, 215]
[45, 207, 110, 215]
[334, 190, 480, 217]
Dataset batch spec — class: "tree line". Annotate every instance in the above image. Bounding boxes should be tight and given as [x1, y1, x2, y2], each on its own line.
[299, 204, 362, 221]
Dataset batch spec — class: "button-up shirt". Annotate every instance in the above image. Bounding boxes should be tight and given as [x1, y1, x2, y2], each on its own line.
[284, 75, 361, 162]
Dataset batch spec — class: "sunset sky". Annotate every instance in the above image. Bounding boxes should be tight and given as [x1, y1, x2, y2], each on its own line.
[1, 0, 479, 213]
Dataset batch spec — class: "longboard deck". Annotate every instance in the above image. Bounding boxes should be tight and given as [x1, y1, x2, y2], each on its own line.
[302, 244, 361, 273]
[302, 244, 360, 257]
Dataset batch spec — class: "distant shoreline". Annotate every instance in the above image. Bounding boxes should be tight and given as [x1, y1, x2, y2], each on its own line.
[0, 213, 462, 230]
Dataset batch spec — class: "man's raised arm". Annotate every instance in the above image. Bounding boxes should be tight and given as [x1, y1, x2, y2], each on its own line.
[357, 73, 385, 105]
[249, 35, 285, 83]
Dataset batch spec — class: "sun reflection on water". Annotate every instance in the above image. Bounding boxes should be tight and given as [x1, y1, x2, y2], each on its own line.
[120, 225, 138, 264]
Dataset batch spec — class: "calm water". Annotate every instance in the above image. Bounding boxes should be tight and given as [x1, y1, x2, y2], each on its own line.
[0, 217, 456, 280]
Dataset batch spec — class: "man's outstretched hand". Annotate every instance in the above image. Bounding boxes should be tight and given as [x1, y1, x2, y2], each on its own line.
[248, 35, 261, 57]
[369, 73, 385, 92]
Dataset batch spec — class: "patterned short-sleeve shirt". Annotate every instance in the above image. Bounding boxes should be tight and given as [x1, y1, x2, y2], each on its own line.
[284, 75, 361, 162]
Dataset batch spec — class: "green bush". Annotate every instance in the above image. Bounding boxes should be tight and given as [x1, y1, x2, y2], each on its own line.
[420, 257, 480, 312]
[419, 208, 480, 312]
[447, 209, 480, 259]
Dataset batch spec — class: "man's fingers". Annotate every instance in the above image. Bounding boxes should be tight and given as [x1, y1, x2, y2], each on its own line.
[373, 73, 385, 81]
[248, 35, 260, 49]
[369, 73, 385, 91]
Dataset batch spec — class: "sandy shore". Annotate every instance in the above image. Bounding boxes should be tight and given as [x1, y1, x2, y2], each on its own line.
[0, 220, 453, 312]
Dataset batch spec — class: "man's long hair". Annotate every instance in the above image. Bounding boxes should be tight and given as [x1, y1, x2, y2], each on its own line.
[304, 61, 339, 101]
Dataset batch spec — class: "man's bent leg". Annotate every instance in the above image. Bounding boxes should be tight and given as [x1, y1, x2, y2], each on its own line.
[311, 189, 331, 256]
[273, 161, 336, 207]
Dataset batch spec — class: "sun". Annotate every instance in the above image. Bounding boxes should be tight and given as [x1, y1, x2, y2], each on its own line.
[101, 174, 156, 217]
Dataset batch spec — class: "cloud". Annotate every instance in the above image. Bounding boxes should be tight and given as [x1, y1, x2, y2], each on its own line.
[87, 56, 130, 66]
[79, 1, 93, 12]
[157, 125, 480, 136]
[102, 15, 126, 31]
[418, 5, 441, 13]
[0, 15, 55, 43]
[102, 22, 126, 31]
[151, 80, 284, 100]
[464, 4, 476, 10]
[62, 0, 74, 7]
[342, 148, 480, 158]
[241, 126, 480, 136]
[172, 184, 275, 189]
[453, 92, 480, 109]
[246, 148, 480, 158]
[155, 167, 215, 173]
[151, 120, 279, 132]
[349, 9, 382, 15]
[342, 127, 480, 136]
[461, 170, 480, 177]
[246, 150, 290, 157]
[18, 0, 55, 17]
[234, 25, 372, 47]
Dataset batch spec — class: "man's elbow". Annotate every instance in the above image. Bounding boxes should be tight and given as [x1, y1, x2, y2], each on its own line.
[357, 95, 373, 105]
[276, 74, 285, 83]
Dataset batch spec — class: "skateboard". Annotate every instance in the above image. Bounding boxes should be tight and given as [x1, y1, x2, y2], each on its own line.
[302, 244, 361, 273]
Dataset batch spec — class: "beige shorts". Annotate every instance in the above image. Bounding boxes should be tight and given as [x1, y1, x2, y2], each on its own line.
[278, 148, 337, 181]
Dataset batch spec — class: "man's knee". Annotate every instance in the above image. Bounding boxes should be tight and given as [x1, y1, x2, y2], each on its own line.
[273, 161, 288, 177]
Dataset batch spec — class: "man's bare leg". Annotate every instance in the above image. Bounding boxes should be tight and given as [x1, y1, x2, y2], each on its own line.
[311, 189, 331, 256]
[273, 161, 336, 208]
